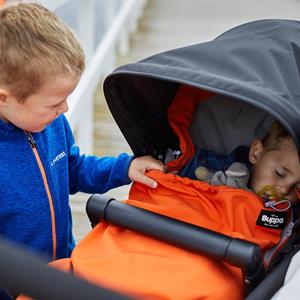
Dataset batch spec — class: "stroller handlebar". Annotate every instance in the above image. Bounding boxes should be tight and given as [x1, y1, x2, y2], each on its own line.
[86, 194, 262, 280]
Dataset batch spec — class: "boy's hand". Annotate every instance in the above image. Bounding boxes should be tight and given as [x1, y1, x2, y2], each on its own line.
[128, 155, 165, 188]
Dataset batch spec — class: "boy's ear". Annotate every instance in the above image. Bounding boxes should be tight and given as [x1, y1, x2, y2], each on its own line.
[0, 88, 9, 106]
[249, 139, 264, 164]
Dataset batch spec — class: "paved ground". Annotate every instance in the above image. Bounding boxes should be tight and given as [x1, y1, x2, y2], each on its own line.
[70, 0, 300, 242]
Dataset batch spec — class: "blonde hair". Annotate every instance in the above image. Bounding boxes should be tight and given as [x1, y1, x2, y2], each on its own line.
[261, 121, 292, 151]
[0, 3, 85, 101]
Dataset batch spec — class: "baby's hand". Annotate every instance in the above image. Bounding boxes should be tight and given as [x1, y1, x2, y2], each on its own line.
[128, 155, 165, 188]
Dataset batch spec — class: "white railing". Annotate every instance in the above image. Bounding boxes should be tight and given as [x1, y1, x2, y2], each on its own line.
[37, 0, 147, 154]
[67, 0, 146, 154]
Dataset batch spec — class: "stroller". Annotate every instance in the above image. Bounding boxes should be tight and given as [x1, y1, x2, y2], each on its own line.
[9, 19, 300, 300]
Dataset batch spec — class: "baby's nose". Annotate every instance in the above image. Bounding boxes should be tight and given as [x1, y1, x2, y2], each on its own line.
[276, 185, 290, 199]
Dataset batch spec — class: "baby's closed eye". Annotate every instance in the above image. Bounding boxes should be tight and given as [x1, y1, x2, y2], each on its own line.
[275, 169, 285, 178]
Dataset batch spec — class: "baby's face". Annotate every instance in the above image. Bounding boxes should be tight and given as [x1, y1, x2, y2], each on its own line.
[0, 74, 80, 132]
[249, 138, 300, 203]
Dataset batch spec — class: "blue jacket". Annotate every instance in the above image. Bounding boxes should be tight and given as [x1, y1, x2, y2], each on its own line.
[0, 115, 132, 261]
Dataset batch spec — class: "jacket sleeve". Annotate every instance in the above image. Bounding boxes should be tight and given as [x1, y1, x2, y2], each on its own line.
[62, 116, 133, 194]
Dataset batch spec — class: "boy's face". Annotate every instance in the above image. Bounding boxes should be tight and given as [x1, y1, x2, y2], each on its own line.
[0, 74, 80, 132]
[249, 138, 300, 203]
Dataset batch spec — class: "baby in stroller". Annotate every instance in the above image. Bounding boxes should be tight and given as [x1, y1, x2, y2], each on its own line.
[182, 119, 300, 205]
[248, 121, 300, 205]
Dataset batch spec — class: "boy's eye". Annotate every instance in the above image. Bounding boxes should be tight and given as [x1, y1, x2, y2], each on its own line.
[275, 170, 285, 178]
[47, 104, 60, 109]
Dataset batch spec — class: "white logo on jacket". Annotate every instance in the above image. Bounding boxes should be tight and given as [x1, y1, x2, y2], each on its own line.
[51, 151, 66, 167]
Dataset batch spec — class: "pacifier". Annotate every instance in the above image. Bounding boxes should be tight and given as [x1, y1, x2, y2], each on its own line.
[258, 185, 290, 211]
[257, 185, 279, 200]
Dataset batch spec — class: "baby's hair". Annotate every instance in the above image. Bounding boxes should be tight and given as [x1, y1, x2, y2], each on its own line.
[261, 121, 292, 151]
[0, 3, 85, 102]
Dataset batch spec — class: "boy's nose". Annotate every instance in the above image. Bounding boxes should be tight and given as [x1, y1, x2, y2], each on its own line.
[61, 101, 69, 113]
[57, 101, 69, 116]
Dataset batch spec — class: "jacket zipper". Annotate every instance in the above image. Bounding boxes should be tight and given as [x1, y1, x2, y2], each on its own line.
[24, 131, 57, 260]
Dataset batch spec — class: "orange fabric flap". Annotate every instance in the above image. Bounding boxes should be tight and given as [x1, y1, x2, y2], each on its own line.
[166, 85, 215, 172]
[70, 171, 281, 300]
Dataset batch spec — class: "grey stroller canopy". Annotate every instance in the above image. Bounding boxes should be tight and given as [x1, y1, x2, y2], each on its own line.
[104, 19, 300, 157]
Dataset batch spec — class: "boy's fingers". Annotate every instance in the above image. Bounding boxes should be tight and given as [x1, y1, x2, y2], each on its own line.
[146, 161, 165, 172]
[138, 175, 158, 189]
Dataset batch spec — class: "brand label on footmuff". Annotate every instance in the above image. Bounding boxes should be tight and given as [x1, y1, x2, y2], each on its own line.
[256, 210, 288, 229]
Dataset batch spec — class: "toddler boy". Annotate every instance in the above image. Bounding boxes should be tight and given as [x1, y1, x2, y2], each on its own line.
[0, 2, 164, 264]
